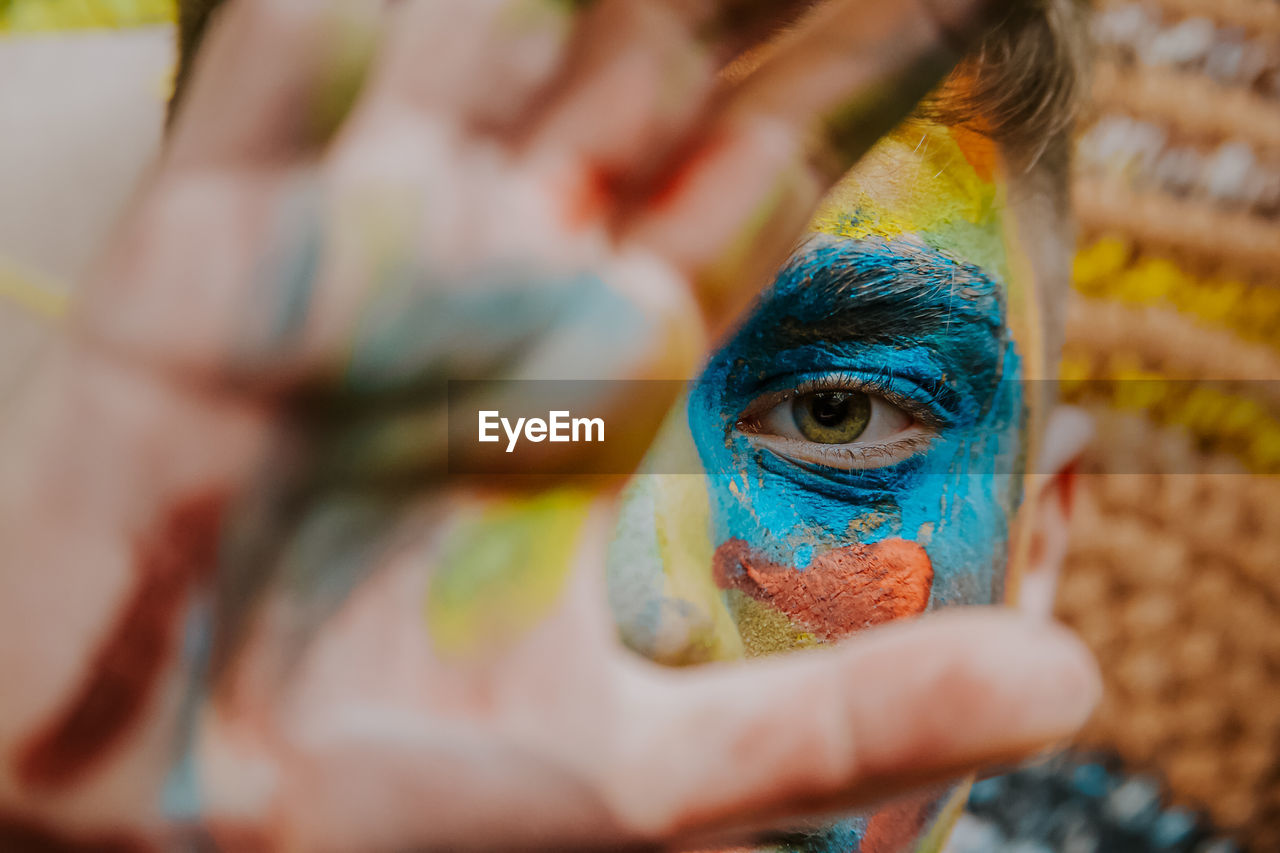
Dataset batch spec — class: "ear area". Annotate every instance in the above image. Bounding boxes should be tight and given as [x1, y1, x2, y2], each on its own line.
[1019, 405, 1093, 621]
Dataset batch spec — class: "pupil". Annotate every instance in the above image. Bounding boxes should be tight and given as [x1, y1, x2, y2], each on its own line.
[809, 392, 852, 427]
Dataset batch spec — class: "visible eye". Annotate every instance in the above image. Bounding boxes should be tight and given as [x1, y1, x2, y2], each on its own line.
[739, 383, 930, 470]
[790, 391, 874, 444]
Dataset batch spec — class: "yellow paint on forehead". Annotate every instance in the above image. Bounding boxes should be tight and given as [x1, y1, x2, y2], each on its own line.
[811, 122, 1007, 282]
[809, 119, 1045, 385]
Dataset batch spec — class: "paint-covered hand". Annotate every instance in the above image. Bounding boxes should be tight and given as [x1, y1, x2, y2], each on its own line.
[0, 0, 1102, 850]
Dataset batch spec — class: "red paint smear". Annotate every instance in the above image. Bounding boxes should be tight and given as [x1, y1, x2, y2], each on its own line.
[1058, 461, 1079, 515]
[562, 163, 619, 230]
[861, 793, 936, 853]
[713, 538, 934, 640]
[0, 810, 152, 853]
[645, 128, 733, 215]
[17, 494, 226, 792]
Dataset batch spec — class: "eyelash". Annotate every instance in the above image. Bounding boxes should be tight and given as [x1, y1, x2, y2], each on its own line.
[735, 371, 941, 470]
[736, 371, 944, 428]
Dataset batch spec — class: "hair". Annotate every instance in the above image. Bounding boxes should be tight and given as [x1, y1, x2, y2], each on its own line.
[929, 0, 1092, 367]
[929, 0, 1092, 192]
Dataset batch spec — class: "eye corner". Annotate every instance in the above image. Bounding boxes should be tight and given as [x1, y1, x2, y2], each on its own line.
[734, 389, 794, 431]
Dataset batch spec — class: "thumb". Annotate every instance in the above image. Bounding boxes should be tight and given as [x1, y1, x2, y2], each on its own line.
[619, 608, 1100, 842]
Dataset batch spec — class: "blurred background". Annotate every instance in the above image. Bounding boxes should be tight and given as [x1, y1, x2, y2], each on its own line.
[1, 0, 1277, 850]
[1055, 0, 1280, 849]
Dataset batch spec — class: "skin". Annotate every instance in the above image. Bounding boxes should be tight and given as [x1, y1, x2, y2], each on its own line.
[0, 1, 1099, 850]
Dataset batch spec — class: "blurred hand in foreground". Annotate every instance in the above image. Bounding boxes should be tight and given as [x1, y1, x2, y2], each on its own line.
[0, 0, 1099, 849]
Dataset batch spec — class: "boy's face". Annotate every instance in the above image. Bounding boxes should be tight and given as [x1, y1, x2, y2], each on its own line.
[609, 119, 1059, 851]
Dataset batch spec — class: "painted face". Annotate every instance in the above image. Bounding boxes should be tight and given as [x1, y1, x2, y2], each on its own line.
[608, 120, 1059, 852]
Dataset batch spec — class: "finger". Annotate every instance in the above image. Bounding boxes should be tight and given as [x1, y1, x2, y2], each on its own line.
[619, 609, 1100, 842]
[520, 0, 714, 226]
[623, 0, 1000, 329]
[168, 0, 381, 168]
[362, 0, 584, 132]
[714, 0, 994, 182]
[273, 251, 702, 489]
[522, 0, 827, 203]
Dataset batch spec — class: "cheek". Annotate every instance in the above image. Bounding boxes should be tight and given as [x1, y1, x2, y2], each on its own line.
[702, 447, 1021, 646]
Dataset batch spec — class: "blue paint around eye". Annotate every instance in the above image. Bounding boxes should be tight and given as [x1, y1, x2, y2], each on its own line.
[689, 234, 1026, 608]
[794, 543, 815, 570]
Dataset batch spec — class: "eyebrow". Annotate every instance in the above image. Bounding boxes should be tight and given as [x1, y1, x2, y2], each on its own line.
[758, 234, 1009, 352]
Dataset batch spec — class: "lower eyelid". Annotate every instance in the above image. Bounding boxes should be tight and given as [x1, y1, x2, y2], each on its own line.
[745, 431, 932, 471]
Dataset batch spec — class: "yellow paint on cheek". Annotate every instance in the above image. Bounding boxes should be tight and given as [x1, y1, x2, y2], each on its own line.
[635, 405, 744, 663]
[650, 473, 745, 662]
[724, 592, 820, 657]
[426, 490, 592, 659]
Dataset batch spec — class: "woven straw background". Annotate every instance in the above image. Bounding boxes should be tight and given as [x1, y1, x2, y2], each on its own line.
[1059, 1, 1280, 849]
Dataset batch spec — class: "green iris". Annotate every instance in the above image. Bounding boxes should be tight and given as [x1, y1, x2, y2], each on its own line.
[793, 391, 872, 444]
